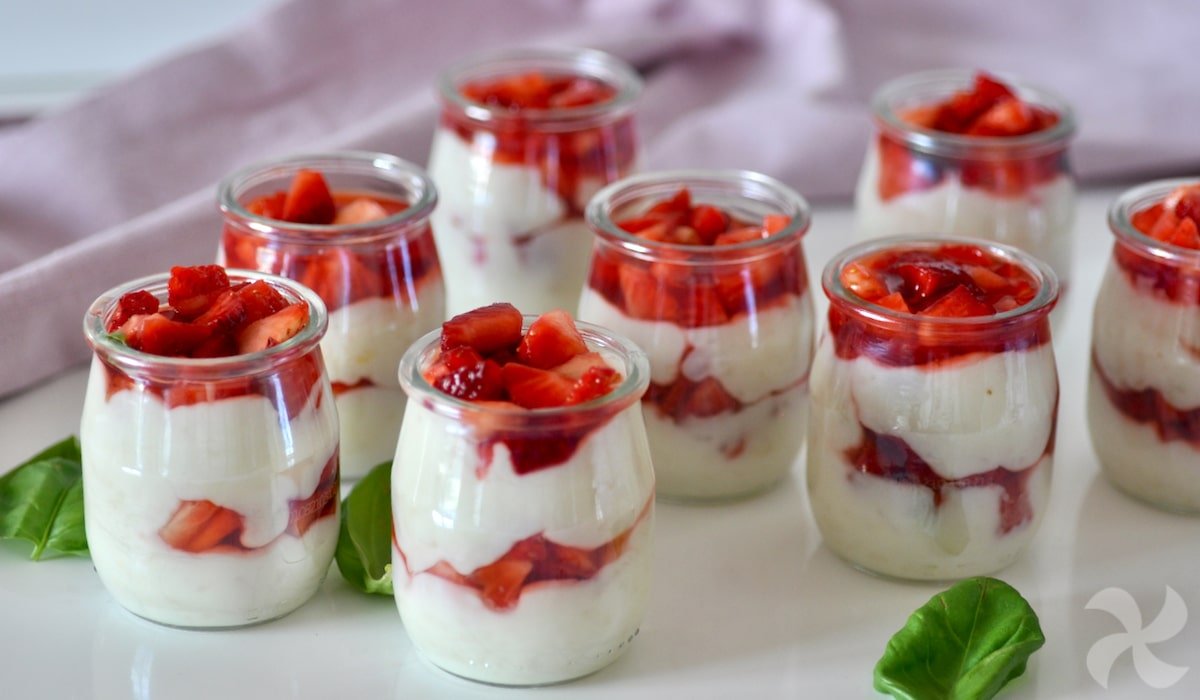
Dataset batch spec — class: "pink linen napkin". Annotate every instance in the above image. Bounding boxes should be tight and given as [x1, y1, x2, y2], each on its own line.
[0, 0, 1197, 397]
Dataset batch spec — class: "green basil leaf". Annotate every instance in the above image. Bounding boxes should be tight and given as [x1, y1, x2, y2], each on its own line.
[874, 577, 1045, 700]
[335, 460, 393, 596]
[105, 332, 127, 347]
[0, 436, 88, 560]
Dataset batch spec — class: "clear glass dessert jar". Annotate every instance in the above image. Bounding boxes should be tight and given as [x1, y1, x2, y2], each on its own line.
[1088, 179, 1200, 512]
[219, 152, 443, 480]
[578, 170, 814, 501]
[807, 237, 1059, 580]
[80, 271, 339, 627]
[391, 319, 654, 686]
[428, 47, 642, 316]
[854, 69, 1076, 294]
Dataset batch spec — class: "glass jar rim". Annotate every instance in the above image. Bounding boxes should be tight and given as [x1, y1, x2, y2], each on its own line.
[437, 47, 642, 127]
[83, 270, 328, 380]
[871, 68, 1076, 159]
[399, 316, 650, 429]
[585, 169, 812, 265]
[822, 235, 1059, 329]
[217, 151, 438, 246]
[1108, 177, 1200, 263]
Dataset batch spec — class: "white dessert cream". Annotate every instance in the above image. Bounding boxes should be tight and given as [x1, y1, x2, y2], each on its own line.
[80, 360, 340, 627]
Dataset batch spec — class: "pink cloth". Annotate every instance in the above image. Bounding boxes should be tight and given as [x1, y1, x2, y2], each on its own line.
[0, 0, 1196, 396]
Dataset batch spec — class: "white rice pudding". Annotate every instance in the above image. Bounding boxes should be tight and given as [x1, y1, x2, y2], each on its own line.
[854, 144, 1075, 289]
[579, 290, 813, 500]
[806, 336, 1057, 580]
[1088, 261, 1200, 511]
[428, 128, 601, 317]
[323, 281, 444, 479]
[80, 359, 340, 627]
[391, 399, 654, 685]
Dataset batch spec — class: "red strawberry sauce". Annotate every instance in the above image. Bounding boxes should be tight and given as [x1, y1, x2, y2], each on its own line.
[1112, 184, 1200, 303]
[394, 495, 652, 611]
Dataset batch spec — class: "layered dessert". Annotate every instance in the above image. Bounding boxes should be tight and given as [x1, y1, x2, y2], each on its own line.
[807, 240, 1059, 580]
[578, 175, 813, 500]
[855, 71, 1076, 295]
[1089, 181, 1200, 511]
[392, 303, 654, 685]
[220, 157, 443, 478]
[81, 265, 339, 627]
[428, 49, 641, 316]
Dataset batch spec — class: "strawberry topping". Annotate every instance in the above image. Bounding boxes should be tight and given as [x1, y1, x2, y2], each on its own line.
[1129, 184, 1200, 250]
[106, 290, 160, 332]
[460, 72, 616, 111]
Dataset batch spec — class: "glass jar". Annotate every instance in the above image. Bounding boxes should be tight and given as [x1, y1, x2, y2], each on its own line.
[1088, 179, 1200, 512]
[429, 47, 642, 316]
[808, 237, 1059, 580]
[218, 152, 443, 480]
[578, 170, 814, 501]
[391, 318, 654, 686]
[854, 69, 1076, 295]
[80, 271, 339, 627]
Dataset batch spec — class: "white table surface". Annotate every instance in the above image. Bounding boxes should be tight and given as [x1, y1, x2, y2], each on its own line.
[2, 186, 1198, 700]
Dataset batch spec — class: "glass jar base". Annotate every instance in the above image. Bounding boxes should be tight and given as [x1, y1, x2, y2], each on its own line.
[1102, 471, 1200, 516]
[824, 544, 1022, 584]
[655, 475, 788, 505]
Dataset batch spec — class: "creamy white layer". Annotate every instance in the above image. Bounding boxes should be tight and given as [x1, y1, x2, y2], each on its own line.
[80, 359, 340, 627]
[394, 519, 651, 686]
[323, 284, 444, 479]
[428, 128, 597, 316]
[643, 387, 806, 500]
[392, 400, 654, 573]
[1088, 263, 1200, 511]
[806, 336, 1056, 579]
[577, 291, 813, 404]
[854, 144, 1075, 286]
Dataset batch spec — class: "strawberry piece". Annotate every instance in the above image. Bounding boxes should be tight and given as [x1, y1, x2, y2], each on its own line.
[167, 265, 230, 319]
[690, 205, 729, 244]
[432, 350, 505, 401]
[1167, 217, 1200, 249]
[1168, 185, 1200, 226]
[115, 314, 150, 349]
[441, 302, 524, 354]
[471, 558, 533, 611]
[298, 251, 383, 307]
[462, 72, 615, 111]
[191, 333, 239, 359]
[937, 73, 1015, 132]
[714, 226, 769, 246]
[516, 309, 588, 369]
[246, 192, 287, 219]
[502, 363, 574, 409]
[107, 290, 159, 332]
[841, 261, 888, 302]
[236, 303, 309, 354]
[281, 170, 336, 225]
[287, 454, 339, 537]
[333, 197, 390, 225]
[566, 365, 621, 405]
[877, 135, 943, 201]
[875, 291, 911, 312]
[762, 214, 791, 235]
[683, 377, 741, 418]
[547, 78, 614, 108]
[193, 289, 247, 334]
[158, 499, 245, 553]
[138, 313, 213, 356]
[647, 188, 692, 218]
[966, 97, 1037, 137]
[922, 284, 994, 318]
[896, 261, 979, 311]
[545, 544, 599, 579]
[550, 351, 610, 381]
[235, 280, 289, 323]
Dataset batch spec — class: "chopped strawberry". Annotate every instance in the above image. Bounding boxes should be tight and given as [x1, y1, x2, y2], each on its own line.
[875, 291, 911, 312]
[236, 303, 310, 354]
[137, 313, 213, 356]
[158, 499, 245, 553]
[246, 192, 287, 219]
[471, 558, 533, 611]
[937, 73, 1016, 132]
[762, 214, 791, 235]
[502, 363, 574, 409]
[841, 261, 888, 302]
[517, 309, 588, 369]
[690, 205, 729, 244]
[441, 302, 524, 354]
[566, 365, 621, 405]
[191, 333, 239, 358]
[298, 251, 383, 307]
[683, 377, 741, 418]
[167, 265, 230, 319]
[1133, 185, 1200, 250]
[921, 284, 995, 318]
[192, 289, 247, 333]
[966, 97, 1038, 137]
[550, 351, 610, 381]
[462, 72, 615, 111]
[281, 169, 336, 224]
[333, 197, 390, 225]
[107, 290, 159, 332]
[647, 188, 692, 218]
[235, 280, 289, 323]
[1168, 185, 1200, 225]
[432, 349, 505, 401]
[714, 226, 769, 246]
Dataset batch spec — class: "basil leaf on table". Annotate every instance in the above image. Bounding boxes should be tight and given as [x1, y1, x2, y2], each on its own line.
[0, 436, 88, 560]
[335, 460, 394, 596]
[874, 576, 1045, 700]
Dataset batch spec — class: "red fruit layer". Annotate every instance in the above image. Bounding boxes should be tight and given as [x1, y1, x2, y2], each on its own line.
[158, 452, 339, 554]
[1112, 184, 1200, 289]
[832, 244, 1049, 367]
[1092, 352, 1200, 448]
[877, 72, 1066, 201]
[394, 494, 651, 611]
[103, 350, 324, 420]
[225, 185, 440, 314]
[331, 378, 375, 396]
[1110, 239, 1200, 305]
[844, 422, 1053, 535]
[443, 72, 636, 220]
